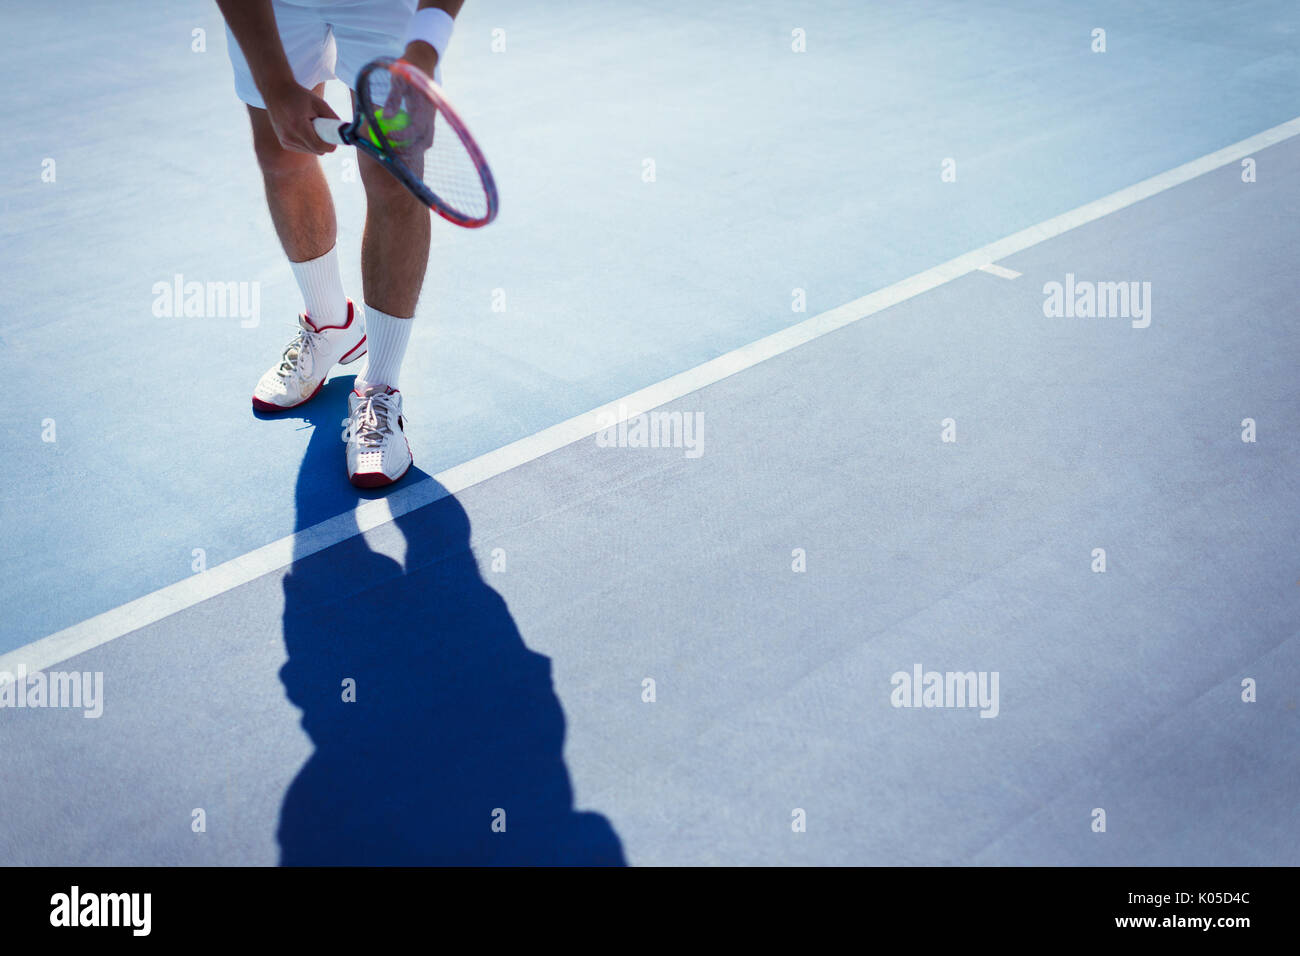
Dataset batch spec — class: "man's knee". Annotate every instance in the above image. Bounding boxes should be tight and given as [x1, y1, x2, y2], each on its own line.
[359, 156, 421, 208]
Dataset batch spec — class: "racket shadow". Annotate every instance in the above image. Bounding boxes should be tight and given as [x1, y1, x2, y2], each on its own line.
[274, 378, 625, 865]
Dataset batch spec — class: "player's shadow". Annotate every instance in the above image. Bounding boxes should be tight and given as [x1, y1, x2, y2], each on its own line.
[274, 376, 625, 864]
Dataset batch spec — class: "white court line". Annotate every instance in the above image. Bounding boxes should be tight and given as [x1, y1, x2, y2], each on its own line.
[978, 262, 1022, 280]
[4, 115, 1298, 679]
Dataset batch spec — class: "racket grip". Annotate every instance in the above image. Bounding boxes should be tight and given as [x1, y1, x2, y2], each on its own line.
[312, 117, 345, 146]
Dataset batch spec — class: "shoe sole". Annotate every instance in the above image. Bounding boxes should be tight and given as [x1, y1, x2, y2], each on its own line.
[252, 378, 325, 413]
[349, 457, 413, 488]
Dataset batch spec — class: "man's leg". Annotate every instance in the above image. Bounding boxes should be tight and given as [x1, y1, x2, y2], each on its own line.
[247, 89, 365, 413]
[353, 90, 431, 391]
[248, 89, 349, 327]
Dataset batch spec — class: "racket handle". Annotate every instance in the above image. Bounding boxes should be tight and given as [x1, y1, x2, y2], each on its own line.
[312, 117, 345, 146]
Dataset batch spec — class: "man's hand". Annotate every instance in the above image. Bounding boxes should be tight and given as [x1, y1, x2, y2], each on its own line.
[264, 82, 340, 154]
[215, 0, 337, 152]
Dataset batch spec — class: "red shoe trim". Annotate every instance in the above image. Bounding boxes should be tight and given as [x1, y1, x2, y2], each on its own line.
[339, 335, 367, 364]
[303, 299, 356, 333]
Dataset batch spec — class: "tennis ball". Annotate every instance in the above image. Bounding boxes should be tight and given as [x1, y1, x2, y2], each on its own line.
[366, 106, 413, 148]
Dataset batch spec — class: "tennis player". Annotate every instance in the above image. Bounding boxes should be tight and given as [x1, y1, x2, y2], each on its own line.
[217, 0, 464, 487]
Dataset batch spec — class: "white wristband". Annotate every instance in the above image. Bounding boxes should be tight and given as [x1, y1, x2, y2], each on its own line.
[404, 7, 455, 62]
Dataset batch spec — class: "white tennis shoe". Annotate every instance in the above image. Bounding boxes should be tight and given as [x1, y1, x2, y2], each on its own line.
[252, 301, 366, 412]
[342, 385, 412, 488]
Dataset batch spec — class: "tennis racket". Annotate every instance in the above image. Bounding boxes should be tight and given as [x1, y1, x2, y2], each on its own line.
[312, 57, 499, 229]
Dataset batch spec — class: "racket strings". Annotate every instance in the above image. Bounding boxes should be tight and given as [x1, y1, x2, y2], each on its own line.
[364, 70, 490, 222]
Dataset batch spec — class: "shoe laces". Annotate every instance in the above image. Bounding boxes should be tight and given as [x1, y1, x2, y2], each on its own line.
[342, 390, 399, 447]
[277, 319, 325, 381]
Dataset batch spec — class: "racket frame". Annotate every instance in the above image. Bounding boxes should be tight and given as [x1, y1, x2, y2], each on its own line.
[334, 58, 499, 229]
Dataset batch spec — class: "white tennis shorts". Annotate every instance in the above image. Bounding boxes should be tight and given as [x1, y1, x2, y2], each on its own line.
[225, 0, 441, 109]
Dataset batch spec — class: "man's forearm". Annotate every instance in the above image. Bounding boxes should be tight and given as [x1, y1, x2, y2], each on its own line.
[215, 0, 296, 99]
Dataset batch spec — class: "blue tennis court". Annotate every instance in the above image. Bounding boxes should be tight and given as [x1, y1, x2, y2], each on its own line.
[2, 0, 1297, 865]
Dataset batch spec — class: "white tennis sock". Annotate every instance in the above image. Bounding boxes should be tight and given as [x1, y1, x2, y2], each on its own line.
[289, 246, 349, 329]
[357, 306, 413, 390]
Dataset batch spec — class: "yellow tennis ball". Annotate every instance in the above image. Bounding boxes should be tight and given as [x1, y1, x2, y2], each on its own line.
[366, 107, 413, 148]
